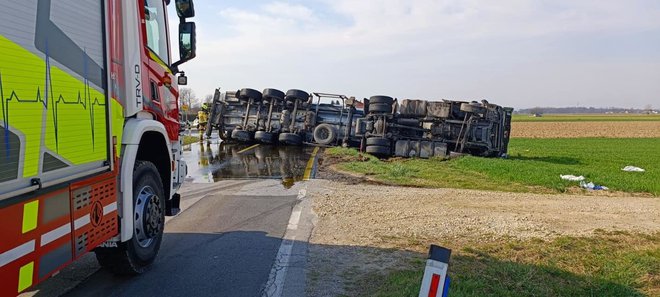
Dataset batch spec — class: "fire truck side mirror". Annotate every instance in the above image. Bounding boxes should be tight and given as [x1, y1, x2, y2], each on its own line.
[179, 22, 196, 61]
[171, 22, 196, 73]
[175, 0, 195, 18]
[178, 75, 188, 86]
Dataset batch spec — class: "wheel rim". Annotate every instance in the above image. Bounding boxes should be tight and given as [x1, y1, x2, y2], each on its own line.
[318, 128, 329, 141]
[134, 185, 162, 248]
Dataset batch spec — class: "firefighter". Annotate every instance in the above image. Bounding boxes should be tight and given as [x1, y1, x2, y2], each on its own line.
[198, 103, 209, 141]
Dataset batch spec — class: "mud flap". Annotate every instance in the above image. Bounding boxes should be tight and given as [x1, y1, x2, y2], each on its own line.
[166, 193, 181, 216]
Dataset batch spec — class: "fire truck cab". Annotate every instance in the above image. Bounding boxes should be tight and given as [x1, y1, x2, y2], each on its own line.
[0, 0, 196, 295]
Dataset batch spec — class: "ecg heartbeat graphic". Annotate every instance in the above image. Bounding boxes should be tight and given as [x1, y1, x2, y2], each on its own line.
[0, 53, 106, 155]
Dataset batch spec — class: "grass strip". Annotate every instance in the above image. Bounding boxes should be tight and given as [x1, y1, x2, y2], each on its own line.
[326, 138, 660, 196]
[353, 231, 659, 297]
[182, 135, 199, 145]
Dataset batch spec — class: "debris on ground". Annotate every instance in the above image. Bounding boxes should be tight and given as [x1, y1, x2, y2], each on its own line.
[622, 166, 645, 172]
[561, 175, 608, 191]
[580, 181, 609, 191]
[560, 174, 585, 181]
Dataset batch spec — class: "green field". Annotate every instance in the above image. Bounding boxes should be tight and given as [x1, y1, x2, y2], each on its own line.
[512, 114, 660, 122]
[326, 138, 660, 196]
[182, 135, 199, 145]
[354, 231, 659, 297]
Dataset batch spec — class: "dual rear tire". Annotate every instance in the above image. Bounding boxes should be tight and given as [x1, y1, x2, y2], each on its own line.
[365, 137, 392, 157]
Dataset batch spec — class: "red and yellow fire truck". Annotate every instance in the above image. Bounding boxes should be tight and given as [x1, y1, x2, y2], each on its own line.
[0, 0, 196, 294]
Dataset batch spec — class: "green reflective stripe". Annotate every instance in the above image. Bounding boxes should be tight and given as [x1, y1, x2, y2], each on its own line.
[18, 262, 34, 293]
[0, 34, 108, 179]
[22, 200, 39, 234]
[111, 99, 123, 155]
[43, 59, 107, 165]
[0, 35, 46, 178]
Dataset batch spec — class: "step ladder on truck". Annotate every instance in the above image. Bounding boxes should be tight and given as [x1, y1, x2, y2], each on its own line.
[0, 0, 197, 295]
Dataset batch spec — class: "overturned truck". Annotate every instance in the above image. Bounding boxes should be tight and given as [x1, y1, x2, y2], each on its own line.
[206, 88, 513, 158]
[360, 96, 513, 158]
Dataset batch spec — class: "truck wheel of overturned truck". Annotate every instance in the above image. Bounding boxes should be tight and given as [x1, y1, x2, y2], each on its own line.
[231, 129, 252, 142]
[366, 137, 391, 147]
[279, 133, 303, 145]
[263, 88, 285, 102]
[313, 124, 337, 145]
[368, 103, 392, 114]
[285, 89, 310, 103]
[218, 128, 230, 141]
[366, 145, 391, 157]
[239, 88, 263, 102]
[369, 96, 394, 105]
[460, 103, 485, 114]
[95, 161, 165, 275]
[255, 131, 275, 144]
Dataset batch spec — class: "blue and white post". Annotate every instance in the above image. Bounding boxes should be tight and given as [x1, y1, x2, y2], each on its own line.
[418, 245, 451, 297]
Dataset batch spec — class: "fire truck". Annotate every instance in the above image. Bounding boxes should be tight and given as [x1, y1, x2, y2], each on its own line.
[0, 0, 196, 295]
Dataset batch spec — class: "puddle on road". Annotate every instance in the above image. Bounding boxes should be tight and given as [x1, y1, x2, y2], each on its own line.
[182, 137, 319, 189]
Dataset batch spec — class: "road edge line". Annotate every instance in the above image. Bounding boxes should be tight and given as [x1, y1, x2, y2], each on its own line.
[262, 187, 310, 297]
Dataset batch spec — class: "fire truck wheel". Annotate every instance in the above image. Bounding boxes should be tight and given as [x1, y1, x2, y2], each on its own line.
[279, 133, 303, 145]
[95, 161, 165, 275]
[313, 124, 337, 145]
[365, 145, 391, 157]
[366, 137, 391, 147]
[368, 103, 392, 114]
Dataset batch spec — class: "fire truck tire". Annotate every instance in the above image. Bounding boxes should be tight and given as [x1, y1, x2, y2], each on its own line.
[285, 89, 309, 102]
[368, 103, 392, 114]
[369, 96, 394, 105]
[95, 161, 165, 275]
[460, 103, 485, 114]
[365, 145, 391, 157]
[313, 124, 337, 145]
[255, 131, 275, 144]
[239, 88, 263, 101]
[279, 133, 303, 145]
[366, 137, 391, 147]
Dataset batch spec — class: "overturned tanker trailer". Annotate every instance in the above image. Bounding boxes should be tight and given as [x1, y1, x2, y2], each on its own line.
[360, 96, 513, 158]
[206, 88, 513, 158]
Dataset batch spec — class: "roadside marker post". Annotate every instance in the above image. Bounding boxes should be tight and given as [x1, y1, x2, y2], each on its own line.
[419, 245, 451, 297]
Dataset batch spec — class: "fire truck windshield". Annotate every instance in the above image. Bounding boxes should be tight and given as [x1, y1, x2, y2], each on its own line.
[145, 0, 170, 64]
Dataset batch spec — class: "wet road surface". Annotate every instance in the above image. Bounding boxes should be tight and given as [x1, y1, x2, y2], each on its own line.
[25, 136, 320, 297]
[184, 138, 320, 189]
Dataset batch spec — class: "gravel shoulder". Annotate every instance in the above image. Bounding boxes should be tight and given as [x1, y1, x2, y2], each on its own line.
[305, 180, 660, 296]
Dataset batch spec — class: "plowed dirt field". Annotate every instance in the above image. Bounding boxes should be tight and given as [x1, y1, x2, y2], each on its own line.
[511, 121, 660, 138]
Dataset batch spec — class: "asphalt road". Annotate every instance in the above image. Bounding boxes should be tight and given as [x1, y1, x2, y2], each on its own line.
[24, 141, 319, 297]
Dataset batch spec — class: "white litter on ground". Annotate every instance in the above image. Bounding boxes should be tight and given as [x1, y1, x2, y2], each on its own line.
[580, 181, 609, 191]
[560, 175, 585, 181]
[622, 166, 645, 172]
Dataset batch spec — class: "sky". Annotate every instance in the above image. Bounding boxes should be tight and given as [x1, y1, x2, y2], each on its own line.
[168, 0, 660, 109]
